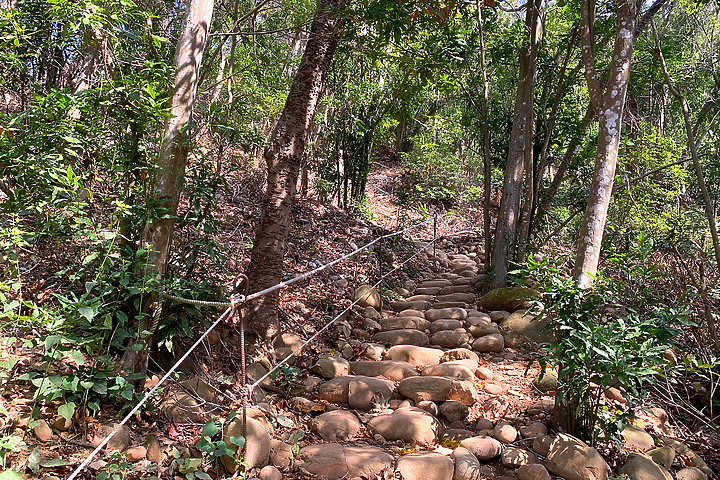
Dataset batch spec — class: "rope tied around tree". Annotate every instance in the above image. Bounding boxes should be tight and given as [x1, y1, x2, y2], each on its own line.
[66, 214, 437, 480]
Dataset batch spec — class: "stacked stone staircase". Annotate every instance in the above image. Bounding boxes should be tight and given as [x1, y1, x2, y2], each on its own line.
[222, 247, 713, 480]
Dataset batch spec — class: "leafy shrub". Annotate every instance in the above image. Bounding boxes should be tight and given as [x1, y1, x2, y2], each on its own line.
[535, 275, 680, 445]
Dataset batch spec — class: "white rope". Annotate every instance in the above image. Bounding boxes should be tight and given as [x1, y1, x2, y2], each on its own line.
[66, 216, 434, 479]
[243, 216, 434, 303]
[65, 305, 235, 480]
[161, 216, 434, 307]
[247, 236, 438, 392]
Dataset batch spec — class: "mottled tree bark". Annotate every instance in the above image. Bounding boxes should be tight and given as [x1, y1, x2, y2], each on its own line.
[573, 0, 638, 287]
[557, 0, 668, 433]
[244, 0, 348, 341]
[140, 0, 214, 278]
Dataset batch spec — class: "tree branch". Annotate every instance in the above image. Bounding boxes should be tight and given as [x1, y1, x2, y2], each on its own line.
[635, 0, 670, 39]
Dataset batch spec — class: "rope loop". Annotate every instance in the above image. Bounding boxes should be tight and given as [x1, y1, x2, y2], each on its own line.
[230, 293, 245, 311]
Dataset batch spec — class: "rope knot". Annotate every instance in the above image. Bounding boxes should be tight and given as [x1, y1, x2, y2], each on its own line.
[230, 293, 245, 311]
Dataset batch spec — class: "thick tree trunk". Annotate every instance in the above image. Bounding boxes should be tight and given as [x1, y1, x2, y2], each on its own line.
[140, 0, 214, 279]
[487, 0, 539, 290]
[244, 0, 347, 341]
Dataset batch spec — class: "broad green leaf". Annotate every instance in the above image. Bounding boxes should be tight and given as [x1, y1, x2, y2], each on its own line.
[201, 420, 218, 438]
[229, 435, 245, 448]
[58, 402, 75, 421]
[0, 470, 22, 480]
[69, 350, 84, 365]
[78, 306, 95, 322]
[44, 335, 62, 351]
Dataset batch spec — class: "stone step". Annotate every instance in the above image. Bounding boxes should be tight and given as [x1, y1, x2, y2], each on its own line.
[379, 316, 430, 332]
[349, 360, 418, 381]
[372, 329, 430, 347]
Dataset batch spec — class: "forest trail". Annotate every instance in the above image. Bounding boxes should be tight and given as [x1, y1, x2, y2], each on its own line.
[274, 244, 556, 479]
[5, 172, 714, 479]
[213, 237, 710, 480]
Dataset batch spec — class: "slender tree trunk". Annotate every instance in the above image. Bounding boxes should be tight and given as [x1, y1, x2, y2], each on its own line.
[487, 0, 539, 290]
[73, 26, 105, 93]
[140, 0, 214, 279]
[536, 106, 592, 221]
[517, 0, 543, 258]
[653, 23, 720, 351]
[573, 0, 636, 288]
[210, 42, 227, 104]
[476, 1, 493, 268]
[557, 0, 669, 433]
[124, 0, 214, 379]
[572, 0, 670, 286]
[525, 28, 578, 238]
[244, 0, 348, 341]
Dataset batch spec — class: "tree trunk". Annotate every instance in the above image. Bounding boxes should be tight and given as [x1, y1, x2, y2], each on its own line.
[244, 0, 348, 341]
[558, 0, 668, 433]
[537, 106, 592, 218]
[524, 28, 579, 242]
[140, 0, 214, 279]
[476, 1, 493, 269]
[73, 27, 104, 94]
[124, 0, 213, 380]
[517, 0, 543, 259]
[572, 0, 636, 288]
[487, 0, 539, 290]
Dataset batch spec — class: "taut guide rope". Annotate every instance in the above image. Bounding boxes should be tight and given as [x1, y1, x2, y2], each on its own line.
[160, 216, 435, 308]
[245, 235, 439, 394]
[66, 215, 436, 480]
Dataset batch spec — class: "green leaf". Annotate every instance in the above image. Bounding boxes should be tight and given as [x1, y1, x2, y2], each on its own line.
[0, 471, 22, 480]
[78, 306, 95, 322]
[69, 350, 84, 365]
[201, 420, 218, 438]
[178, 457, 202, 474]
[92, 381, 107, 395]
[27, 447, 41, 473]
[229, 435, 245, 448]
[58, 402, 75, 421]
[44, 335, 62, 351]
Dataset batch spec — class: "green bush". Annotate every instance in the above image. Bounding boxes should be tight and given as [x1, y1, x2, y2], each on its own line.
[521, 244, 687, 446]
[536, 275, 680, 445]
